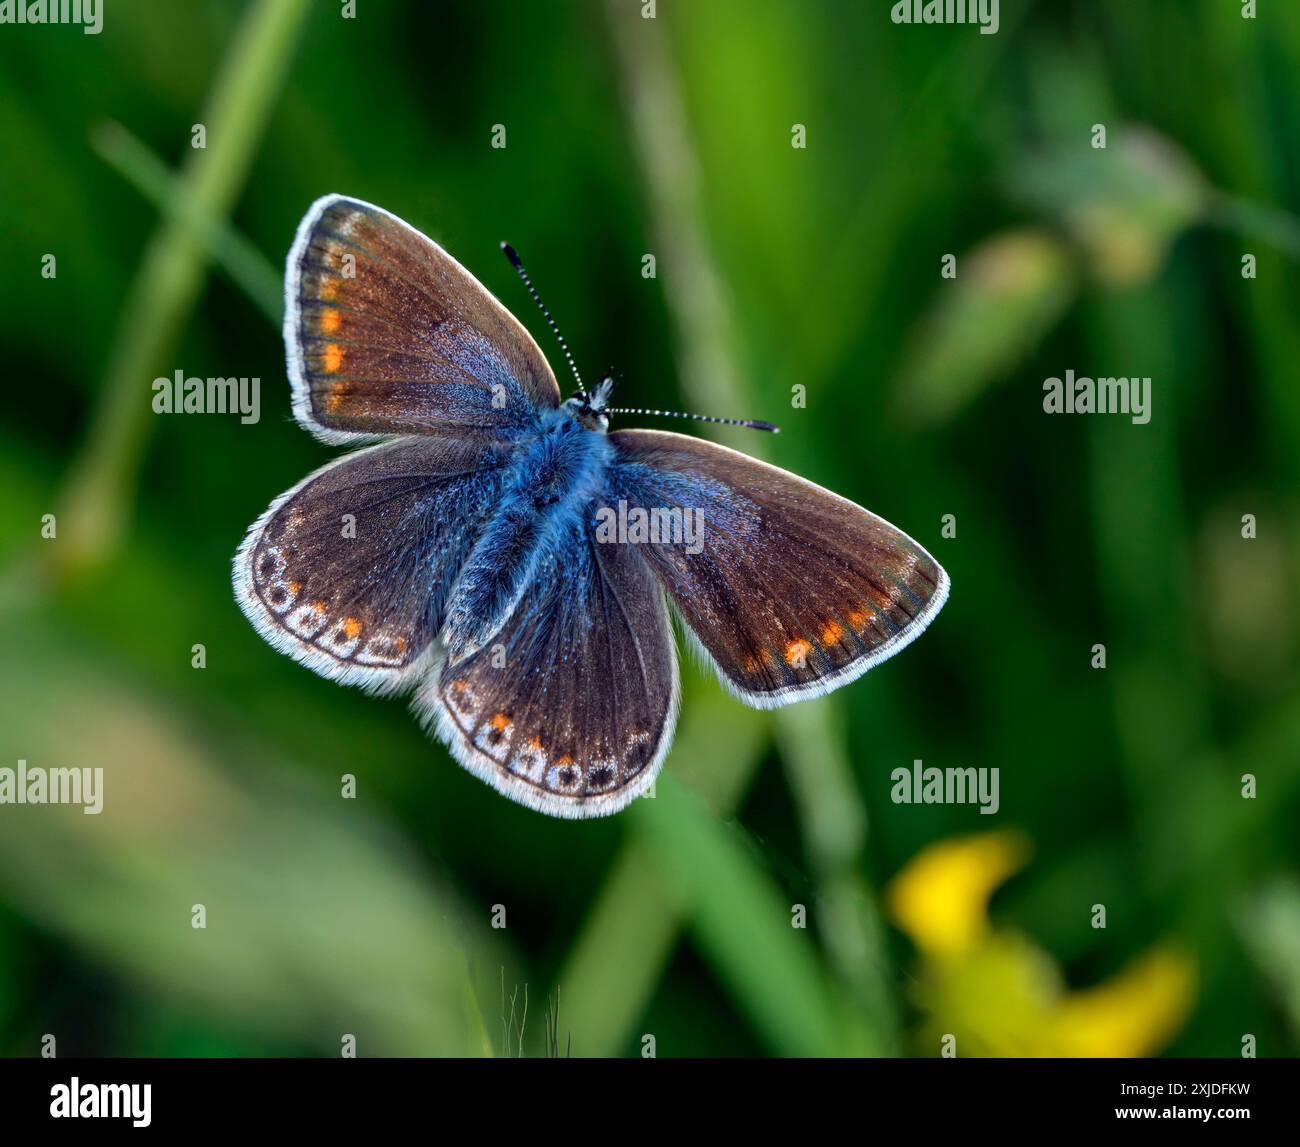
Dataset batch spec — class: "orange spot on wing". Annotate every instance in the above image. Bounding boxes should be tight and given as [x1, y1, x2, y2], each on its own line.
[323, 343, 344, 373]
[342, 617, 362, 639]
[490, 713, 510, 732]
[287, 580, 302, 594]
[556, 753, 574, 766]
[319, 278, 339, 301]
[310, 600, 327, 614]
[821, 620, 845, 644]
[526, 735, 544, 752]
[325, 380, 351, 412]
[847, 607, 874, 629]
[394, 636, 408, 654]
[320, 308, 341, 334]
[785, 638, 812, 666]
[451, 679, 468, 692]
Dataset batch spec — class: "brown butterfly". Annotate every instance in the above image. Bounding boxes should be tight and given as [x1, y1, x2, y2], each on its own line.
[234, 196, 948, 817]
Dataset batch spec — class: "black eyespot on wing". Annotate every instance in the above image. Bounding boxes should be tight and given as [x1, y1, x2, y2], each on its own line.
[234, 436, 503, 693]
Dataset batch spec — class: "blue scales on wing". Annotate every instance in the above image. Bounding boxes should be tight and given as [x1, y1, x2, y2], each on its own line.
[607, 429, 949, 709]
[235, 435, 508, 693]
[419, 494, 678, 819]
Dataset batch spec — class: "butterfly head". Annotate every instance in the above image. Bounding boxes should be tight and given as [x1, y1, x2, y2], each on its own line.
[500, 244, 779, 436]
[563, 376, 615, 432]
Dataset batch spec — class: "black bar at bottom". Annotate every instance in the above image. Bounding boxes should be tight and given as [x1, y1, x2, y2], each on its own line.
[0, 1056, 1290, 1133]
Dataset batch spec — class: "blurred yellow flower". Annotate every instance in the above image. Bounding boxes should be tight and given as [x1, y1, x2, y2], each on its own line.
[886, 831, 1195, 1057]
[886, 829, 1032, 958]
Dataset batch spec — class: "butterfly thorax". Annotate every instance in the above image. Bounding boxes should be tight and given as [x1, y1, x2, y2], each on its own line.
[440, 412, 613, 661]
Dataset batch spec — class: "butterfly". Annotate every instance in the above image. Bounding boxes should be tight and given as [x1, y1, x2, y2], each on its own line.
[233, 195, 949, 819]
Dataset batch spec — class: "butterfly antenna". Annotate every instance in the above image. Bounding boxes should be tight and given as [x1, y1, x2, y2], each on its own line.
[605, 407, 780, 433]
[500, 242, 585, 396]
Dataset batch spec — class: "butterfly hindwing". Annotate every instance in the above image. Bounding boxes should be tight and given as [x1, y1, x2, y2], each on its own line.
[286, 195, 561, 444]
[609, 429, 948, 708]
[417, 516, 678, 818]
[234, 435, 508, 693]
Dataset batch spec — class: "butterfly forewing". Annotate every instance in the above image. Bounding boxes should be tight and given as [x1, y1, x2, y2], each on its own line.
[286, 195, 561, 444]
[609, 429, 948, 708]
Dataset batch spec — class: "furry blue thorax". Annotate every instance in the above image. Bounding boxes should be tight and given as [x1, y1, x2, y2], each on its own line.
[441, 408, 614, 660]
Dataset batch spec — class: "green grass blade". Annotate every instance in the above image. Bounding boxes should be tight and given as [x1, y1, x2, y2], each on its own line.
[91, 120, 283, 324]
[53, 0, 313, 579]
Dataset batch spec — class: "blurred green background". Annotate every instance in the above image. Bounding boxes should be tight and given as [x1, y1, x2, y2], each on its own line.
[1, 0, 1298, 1058]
